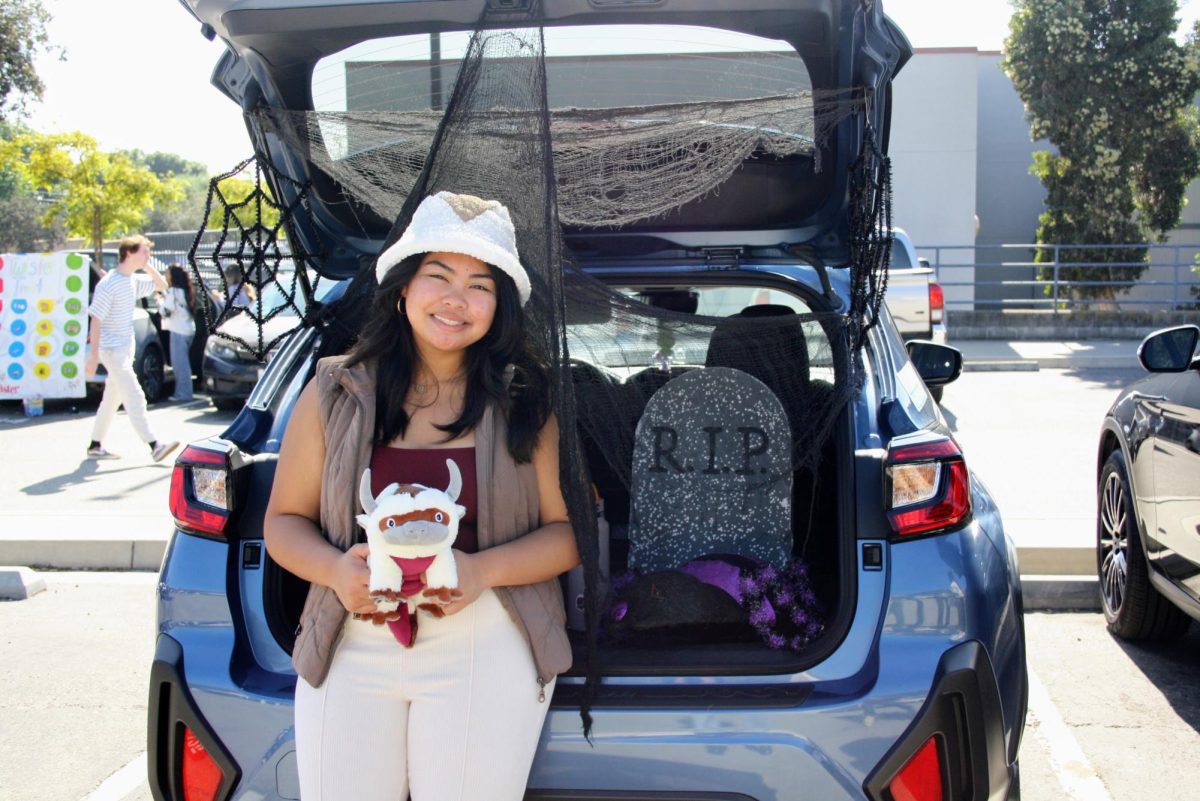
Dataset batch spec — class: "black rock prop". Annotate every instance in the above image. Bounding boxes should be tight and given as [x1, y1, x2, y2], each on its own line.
[606, 570, 757, 646]
[628, 366, 793, 572]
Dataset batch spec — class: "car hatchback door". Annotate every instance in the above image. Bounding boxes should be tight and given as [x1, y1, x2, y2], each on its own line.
[1149, 370, 1200, 600]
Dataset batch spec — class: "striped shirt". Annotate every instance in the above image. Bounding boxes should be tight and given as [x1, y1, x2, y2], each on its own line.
[88, 272, 155, 351]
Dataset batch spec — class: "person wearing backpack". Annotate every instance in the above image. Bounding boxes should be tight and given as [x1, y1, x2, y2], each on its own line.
[161, 264, 197, 402]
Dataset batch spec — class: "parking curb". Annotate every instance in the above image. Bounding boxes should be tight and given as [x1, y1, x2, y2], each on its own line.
[0, 537, 166, 571]
[963, 360, 1040, 372]
[0, 566, 47, 599]
[1021, 575, 1101, 611]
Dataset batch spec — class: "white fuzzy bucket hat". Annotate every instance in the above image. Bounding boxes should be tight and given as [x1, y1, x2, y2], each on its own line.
[375, 191, 530, 306]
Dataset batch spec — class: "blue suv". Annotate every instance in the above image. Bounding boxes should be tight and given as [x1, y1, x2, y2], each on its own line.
[151, 2, 1027, 800]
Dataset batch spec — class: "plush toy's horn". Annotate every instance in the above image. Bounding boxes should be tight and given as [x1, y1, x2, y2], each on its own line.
[359, 469, 376, 515]
[444, 459, 462, 502]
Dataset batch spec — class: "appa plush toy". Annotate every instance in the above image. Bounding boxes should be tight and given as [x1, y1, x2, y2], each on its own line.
[356, 459, 467, 646]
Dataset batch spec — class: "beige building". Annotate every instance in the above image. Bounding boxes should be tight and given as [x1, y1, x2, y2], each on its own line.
[890, 48, 1200, 310]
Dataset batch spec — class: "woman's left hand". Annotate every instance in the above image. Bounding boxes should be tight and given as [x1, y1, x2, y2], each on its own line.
[420, 550, 489, 617]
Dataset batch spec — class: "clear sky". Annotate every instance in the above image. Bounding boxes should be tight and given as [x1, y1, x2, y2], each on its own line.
[23, 0, 1200, 174]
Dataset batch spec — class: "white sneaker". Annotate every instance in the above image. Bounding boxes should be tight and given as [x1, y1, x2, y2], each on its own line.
[151, 440, 180, 463]
[86, 446, 120, 460]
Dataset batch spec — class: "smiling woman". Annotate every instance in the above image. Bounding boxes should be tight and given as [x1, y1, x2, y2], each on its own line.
[401, 253, 498, 358]
[263, 190, 578, 801]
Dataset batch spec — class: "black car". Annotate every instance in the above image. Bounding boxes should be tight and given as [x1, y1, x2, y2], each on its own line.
[1097, 324, 1200, 639]
[201, 276, 333, 411]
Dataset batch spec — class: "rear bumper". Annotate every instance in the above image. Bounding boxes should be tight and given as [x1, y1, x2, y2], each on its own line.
[863, 640, 1017, 801]
[930, 322, 948, 345]
[148, 634, 243, 801]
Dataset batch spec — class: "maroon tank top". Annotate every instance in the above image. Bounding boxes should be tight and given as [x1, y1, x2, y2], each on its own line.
[368, 446, 478, 553]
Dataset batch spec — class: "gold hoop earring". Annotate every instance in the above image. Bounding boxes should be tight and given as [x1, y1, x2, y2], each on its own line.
[396, 297, 406, 315]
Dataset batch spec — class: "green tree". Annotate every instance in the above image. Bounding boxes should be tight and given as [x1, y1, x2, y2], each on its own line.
[0, 130, 184, 266]
[206, 174, 282, 234]
[1003, 0, 1200, 304]
[124, 149, 211, 232]
[0, 192, 64, 251]
[0, 0, 59, 121]
[0, 120, 61, 251]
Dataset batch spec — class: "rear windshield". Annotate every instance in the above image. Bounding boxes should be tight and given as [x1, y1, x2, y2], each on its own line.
[567, 284, 833, 381]
[306, 25, 823, 233]
[312, 25, 811, 117]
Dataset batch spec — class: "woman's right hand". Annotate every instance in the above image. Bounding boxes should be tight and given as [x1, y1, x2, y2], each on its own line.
[329, 543, 377, 615]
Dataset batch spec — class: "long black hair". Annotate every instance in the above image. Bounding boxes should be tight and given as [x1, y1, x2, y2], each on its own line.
[168, 264, 194, 307]
[345, 253, 551, 463]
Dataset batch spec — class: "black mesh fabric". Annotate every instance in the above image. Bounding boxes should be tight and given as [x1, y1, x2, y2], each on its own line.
[226, 1, 894, 735]
[189, 157, 325, 361]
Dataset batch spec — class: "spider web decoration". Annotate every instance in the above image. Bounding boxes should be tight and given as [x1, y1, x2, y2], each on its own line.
[188, 155, 324, 362]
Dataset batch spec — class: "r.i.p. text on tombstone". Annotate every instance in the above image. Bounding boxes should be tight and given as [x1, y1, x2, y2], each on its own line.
[628, 366, 793, 572]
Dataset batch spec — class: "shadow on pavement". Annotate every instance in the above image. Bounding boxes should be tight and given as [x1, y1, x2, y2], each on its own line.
[19, 458, 166, 497]
[1112, 623, 1200, 735]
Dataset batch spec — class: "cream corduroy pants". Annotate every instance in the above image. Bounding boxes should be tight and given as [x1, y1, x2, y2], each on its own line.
[91, 341, 156, 444]
[294, 588, 554, 801]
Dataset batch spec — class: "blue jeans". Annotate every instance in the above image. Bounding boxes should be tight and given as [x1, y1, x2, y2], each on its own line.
[169, 331, 194, 400]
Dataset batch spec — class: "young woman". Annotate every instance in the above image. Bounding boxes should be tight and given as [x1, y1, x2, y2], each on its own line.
[160, 264, 196, 402]
[264, 191, 578, 801]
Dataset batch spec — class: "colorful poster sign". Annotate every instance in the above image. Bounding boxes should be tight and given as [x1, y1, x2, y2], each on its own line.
[0, 252, 89, 399]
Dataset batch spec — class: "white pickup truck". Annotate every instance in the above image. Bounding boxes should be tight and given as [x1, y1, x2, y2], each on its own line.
[885, 228, 946, 345]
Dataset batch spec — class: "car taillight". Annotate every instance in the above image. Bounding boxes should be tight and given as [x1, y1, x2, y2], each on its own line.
[169, 445, 232, 537]
[181, 726, 224, 801]
[886, 437, 971, 538]
[889, 736, 945, 801]
[928, 283, 944, 324]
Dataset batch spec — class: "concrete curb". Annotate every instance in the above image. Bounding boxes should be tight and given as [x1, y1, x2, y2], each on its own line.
[1021, 575, 1101, 611]
[0, 537, 167, 571]
[1017, 545, 1094, 577]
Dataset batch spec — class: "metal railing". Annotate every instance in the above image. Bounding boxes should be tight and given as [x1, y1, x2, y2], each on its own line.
[917, 242, 1200, 311]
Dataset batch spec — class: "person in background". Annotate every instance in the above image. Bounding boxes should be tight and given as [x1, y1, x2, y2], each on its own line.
[210, 264, 256, 313]
[84, 235, 179, 462]
[161, 264, 196, 402]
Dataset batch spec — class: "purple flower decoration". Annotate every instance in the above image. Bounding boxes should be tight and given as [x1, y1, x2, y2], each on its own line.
[748, 600, 776, 628]
[767, 633, 787, 649]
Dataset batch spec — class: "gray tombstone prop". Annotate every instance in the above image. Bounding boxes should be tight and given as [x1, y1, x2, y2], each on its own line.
[627, 366, 793, 572]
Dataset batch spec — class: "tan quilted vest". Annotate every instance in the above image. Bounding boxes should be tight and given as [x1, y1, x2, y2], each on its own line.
[290, 355, 571, 687]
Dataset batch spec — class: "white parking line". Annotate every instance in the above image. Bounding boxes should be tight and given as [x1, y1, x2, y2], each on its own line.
[1027, 669, 1113, 801]
[80, 752, 146, 801]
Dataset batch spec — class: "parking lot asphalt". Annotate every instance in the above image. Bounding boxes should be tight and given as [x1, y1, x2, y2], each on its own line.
[0, 340, 1145, 610]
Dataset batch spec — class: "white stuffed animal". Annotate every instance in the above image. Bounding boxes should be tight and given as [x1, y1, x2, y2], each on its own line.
[355, 459, 467, 646]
